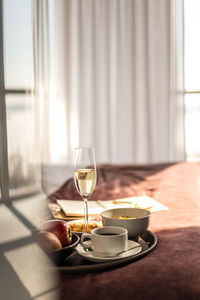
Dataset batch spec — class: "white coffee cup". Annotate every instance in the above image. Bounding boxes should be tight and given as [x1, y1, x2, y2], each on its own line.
[81, 226, 128, 257]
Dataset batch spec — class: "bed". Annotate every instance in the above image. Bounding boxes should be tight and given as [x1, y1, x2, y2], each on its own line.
[46, 162, 200, 300]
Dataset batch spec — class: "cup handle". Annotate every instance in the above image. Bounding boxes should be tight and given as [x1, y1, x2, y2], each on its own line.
[81, 233, 92, 251]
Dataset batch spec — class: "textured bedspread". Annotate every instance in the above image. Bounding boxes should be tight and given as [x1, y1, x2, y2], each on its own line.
[49, 162, 200, 300]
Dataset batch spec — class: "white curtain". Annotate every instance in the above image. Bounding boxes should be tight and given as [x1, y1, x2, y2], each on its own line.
[33, 0, 185, 165]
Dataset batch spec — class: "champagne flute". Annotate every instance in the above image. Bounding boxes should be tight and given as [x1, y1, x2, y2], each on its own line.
[74, 148, 97, 232]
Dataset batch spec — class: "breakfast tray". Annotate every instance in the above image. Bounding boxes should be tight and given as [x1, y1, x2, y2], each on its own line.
[50, 230, 157, 273]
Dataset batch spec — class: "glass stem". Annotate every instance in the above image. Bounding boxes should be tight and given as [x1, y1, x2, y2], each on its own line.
[83, 198, 88, 232]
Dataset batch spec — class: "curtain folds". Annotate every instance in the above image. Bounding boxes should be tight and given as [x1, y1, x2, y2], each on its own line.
[33, 0, 185, 165]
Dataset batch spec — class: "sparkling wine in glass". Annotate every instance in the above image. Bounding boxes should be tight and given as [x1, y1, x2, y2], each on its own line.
[74, 148, 97, 232]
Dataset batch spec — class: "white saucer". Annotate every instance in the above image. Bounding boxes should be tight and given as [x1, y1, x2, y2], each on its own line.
[76, 240, 142, 263]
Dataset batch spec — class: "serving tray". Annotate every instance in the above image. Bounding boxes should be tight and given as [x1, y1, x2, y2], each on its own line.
[50, 230, 157, 274]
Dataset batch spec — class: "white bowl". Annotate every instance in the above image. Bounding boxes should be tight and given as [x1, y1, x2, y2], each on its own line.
[100, 208, 151, 240]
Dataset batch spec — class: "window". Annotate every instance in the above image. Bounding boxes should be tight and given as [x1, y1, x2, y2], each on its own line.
[0, 0, 39, 199]
[184, 0, 200, 161]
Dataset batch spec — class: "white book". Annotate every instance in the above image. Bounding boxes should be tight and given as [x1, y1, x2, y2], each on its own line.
[56, 200, 104, 216]
[57, 196, 168, 217]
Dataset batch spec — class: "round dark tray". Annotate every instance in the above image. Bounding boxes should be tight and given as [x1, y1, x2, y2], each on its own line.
[51, 230, 157, 274]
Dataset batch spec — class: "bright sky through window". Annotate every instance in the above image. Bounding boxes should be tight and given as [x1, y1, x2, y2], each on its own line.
[3, 0, 34, 89]
[184, 0, 200, 91]
[184, 0, 200, 161]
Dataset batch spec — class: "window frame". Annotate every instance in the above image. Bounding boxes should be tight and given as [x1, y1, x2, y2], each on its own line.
[0, 0, 9, 202]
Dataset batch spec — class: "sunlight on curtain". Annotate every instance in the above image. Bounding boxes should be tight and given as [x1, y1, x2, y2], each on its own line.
[33, 0, 185, 166]
[33, 0, 68, 165]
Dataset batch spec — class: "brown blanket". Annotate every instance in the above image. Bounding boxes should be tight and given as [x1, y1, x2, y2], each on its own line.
[49, 162, 200, 300]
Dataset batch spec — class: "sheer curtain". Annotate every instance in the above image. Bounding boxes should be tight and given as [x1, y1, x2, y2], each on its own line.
[33, 0, 185, 165]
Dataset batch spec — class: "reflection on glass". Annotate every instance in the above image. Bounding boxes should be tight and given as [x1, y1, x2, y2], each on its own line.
[6, 94, 40, 196]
